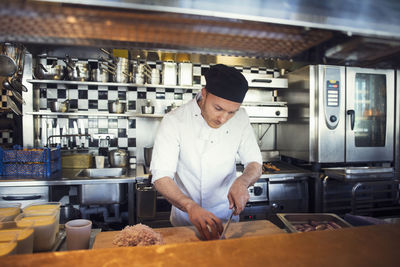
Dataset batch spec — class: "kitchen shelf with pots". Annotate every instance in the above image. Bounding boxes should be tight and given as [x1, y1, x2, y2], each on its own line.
[25, 111, 138, 117]
[26, 79, 202, 90]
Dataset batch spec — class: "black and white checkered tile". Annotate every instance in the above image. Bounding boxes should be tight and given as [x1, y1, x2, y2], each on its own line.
[0, 113, 14, 145]
[30, 61, 278, 155]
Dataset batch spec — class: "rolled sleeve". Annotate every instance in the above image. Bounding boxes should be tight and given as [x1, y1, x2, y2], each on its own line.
[150, 114, 180, 183]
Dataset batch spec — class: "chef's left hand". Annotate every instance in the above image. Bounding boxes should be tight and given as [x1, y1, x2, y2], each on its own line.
[227, 179, 249, 215]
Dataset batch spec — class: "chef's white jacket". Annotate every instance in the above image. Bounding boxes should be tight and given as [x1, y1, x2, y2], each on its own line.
[150, 96, 262, 226]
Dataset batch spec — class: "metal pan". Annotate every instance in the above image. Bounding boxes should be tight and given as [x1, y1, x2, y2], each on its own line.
[277, 213, 352, 233]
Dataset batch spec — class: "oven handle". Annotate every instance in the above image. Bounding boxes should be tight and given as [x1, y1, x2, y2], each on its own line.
[2, 195, 42, 201]
[347, 109, 355, 130]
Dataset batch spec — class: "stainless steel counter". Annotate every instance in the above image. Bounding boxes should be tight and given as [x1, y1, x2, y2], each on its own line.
[0, 168, 138, 225]
[0, 168, 137, 186]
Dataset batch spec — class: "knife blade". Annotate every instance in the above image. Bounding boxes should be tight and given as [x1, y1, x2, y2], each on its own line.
[220, 207, 236, 240]
[79, 119, 86, 148]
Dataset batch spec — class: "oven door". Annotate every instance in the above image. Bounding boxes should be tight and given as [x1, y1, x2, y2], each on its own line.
[345, 67, 395, 162]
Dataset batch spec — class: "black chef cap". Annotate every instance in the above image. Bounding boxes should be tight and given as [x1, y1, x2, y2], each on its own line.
[205, 64, 248, 103]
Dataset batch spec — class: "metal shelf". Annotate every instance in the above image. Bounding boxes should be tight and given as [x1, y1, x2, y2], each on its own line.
[26, 79, 202, 90]
[26, 111, 165, 118]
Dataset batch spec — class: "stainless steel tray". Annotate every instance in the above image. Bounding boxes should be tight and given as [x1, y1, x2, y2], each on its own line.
[323, 167, 394, 180]
[277, 213, 352, 233]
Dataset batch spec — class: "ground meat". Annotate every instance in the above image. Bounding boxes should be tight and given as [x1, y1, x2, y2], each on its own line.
[113, 224, 164, 247]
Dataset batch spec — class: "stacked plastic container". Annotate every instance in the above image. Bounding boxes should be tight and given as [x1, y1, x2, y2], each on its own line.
[0, 221, 34, 255]
[15, 202, 61, 252]
[0, 145, 61, 177]
[0, 203, 21, 222]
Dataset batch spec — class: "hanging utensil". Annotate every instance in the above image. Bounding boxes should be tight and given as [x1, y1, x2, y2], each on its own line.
[6, 95, 22, 116]
[79, 119, 86, 148]
[62, 125, 67, 148]
[47, 119, 53, 146]
[73, 121, 79, 147]
[0, 43, 25, 77]
[9, 89, 25, 105]
[9, 77, 28, 92]
[41, 117, 47, 147]
[54, 122, 61, 145]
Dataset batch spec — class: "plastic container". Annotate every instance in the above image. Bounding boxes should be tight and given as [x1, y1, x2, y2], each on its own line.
[0, 221, 34, 254]
[0, 145, 61, 177]
[0, 232, 17, 256]
[23, 202, 60, 233]
[0, 203, 21, 222]
[15, 211, 57, 252]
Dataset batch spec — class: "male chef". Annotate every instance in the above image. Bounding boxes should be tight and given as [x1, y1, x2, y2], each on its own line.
[150, 64, 262, 240]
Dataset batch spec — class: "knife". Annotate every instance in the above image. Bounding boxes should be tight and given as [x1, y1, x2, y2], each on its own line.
[73, 121, 79, 147]
[220, 207, 236, 240]
[79, 119, 86, 148]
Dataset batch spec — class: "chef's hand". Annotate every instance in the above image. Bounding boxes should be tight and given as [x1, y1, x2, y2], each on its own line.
[187, 203, 223, 240]
[227, 179, 250, 215]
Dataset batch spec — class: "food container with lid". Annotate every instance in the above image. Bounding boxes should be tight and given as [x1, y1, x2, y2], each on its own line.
[0, 232, 17, 257]
[23, 202, 61, 233]
[0, 203, 21, 222]
[15, 211, 58, 252]
[0, 221, 34, 254]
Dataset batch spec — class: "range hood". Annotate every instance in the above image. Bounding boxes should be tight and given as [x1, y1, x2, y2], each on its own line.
[1, 0, 400, 67]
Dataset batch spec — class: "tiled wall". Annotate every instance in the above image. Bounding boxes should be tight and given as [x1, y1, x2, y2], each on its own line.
[0, 81, 14, 145]
[32, 61, 278, 158]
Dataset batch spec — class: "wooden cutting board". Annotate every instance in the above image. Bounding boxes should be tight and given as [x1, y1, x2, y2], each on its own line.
[92, 220, 284, 249]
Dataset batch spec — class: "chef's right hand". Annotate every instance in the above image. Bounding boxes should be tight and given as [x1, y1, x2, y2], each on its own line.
[187, 203, 223, 240]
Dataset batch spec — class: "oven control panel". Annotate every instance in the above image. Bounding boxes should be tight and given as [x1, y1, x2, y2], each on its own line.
[324, 67, 341, 130]
[248, 182, 268, 202]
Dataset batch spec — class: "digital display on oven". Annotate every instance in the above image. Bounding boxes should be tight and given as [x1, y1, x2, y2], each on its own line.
[326, 80, 339, 107]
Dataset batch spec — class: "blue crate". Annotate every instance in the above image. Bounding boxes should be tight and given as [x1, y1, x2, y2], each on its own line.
[0, 146, 61, 177]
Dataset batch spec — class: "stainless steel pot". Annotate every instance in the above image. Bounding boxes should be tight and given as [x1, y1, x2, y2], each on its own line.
[108, 99, 126, 113]
[64, 58, 90, 81]
[35, 59, 65, 80]
[109, 148, 128, 168]
[50, 100, 70, 112]
[91, 67, 109, 82]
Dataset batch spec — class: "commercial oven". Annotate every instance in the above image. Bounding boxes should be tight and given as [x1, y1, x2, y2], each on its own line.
[277, 65, 395, 164]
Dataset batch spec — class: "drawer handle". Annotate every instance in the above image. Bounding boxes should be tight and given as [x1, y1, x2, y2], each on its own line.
[251, 79, 272, 83]
[2, 195, 42, 201]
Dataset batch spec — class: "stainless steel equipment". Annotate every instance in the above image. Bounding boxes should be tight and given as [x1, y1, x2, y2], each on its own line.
[79, 183, 125, 205]
[277, 65, 395, 163]
[277, 213, 352, 233]
[242, 103, 288, 123]
[239, 161, 311, 221]
[0, 186, 49, 208]
[109, 149, 129, 168]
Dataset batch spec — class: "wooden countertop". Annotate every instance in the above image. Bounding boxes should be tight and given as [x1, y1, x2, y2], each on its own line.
[1, 223, 399, 267]
[92, 220, 284, 249]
